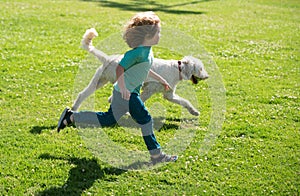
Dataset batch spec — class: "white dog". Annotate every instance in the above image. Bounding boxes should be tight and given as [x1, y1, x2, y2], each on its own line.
[72, 28, 209, 116]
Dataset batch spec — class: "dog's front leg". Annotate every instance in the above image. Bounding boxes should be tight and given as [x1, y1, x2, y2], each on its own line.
[163, 91, 200, 116]
[140, 82, 162, 102]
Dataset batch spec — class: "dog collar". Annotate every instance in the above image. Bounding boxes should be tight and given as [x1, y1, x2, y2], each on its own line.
[178, 61, 183, 80]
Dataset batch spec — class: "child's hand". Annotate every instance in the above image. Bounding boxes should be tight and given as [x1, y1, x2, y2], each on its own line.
[163, 82, 172, 91]
[147, 70, 172, 91]
[120, 88, 131, 100]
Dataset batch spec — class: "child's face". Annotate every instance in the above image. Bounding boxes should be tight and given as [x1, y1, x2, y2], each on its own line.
[145, 28, 161, 46]
[152, 29, 161, 45]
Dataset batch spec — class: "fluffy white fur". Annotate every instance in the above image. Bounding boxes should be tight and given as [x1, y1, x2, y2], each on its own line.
[72, 28, 209, 116]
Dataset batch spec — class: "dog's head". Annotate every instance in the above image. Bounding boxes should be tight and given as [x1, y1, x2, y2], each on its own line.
[180, 56, 209, 84]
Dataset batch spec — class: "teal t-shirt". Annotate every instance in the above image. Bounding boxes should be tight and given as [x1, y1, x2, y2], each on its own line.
[114, 46, 153, 94]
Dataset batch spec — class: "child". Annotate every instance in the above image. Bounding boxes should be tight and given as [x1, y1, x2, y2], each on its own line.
[57, 11, 178, 164]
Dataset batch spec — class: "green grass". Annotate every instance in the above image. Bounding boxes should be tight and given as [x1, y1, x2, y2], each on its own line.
[1, 0, 299, 195]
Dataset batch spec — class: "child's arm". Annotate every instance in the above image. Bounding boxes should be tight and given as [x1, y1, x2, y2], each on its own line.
[148, 70, 171, 91]
[116, 65, 131, 100]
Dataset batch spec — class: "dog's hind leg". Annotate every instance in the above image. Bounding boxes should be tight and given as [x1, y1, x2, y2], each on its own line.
[72, 66, 107, 111]
[163, 91, 200, 116]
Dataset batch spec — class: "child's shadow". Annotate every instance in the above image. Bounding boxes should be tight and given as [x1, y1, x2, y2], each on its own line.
[30, 125, 57, 134]
[37, 153, 125, 195]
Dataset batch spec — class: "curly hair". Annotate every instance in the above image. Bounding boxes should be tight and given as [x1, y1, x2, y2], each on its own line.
[123, 11, 161, 48]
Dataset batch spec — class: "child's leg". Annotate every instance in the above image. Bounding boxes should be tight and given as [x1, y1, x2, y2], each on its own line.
[74, 90, 129, 128]
[129, 93, 161, 156]
[58, 90, 128, 130]
[73, 106, 117, 128]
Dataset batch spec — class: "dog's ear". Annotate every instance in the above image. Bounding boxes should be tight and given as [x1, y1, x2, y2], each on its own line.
[181, 58, 190, 65]
[182, 56, 195, 66]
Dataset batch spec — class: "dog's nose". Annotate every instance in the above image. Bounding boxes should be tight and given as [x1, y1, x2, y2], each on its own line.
[201, 74, 209, 80]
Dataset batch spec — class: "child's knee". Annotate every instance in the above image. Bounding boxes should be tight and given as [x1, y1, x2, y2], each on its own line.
[131, 111, 152, 125]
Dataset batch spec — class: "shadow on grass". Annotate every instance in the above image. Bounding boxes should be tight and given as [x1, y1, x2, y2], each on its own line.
[126, 116, 196, 131]
[37, 153, 126, 195]
[30, 125, 57, 134]
[81, 0, 212, 15]
[116, 116, 180, 131]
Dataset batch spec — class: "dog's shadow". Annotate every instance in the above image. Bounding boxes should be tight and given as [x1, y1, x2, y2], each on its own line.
[37, 153, 126, 195]
[115, 116, 180, 131]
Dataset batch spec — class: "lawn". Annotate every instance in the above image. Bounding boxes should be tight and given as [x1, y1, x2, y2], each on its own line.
[0, 0, 299, 195]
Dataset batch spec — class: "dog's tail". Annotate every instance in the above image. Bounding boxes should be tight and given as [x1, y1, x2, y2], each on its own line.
[81, 28, 109, 63]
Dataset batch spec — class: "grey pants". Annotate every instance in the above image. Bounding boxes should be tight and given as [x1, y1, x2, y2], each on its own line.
[73, 89, 161, 155]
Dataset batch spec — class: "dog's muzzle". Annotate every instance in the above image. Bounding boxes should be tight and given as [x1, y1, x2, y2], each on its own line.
[191, 75, 208, 84]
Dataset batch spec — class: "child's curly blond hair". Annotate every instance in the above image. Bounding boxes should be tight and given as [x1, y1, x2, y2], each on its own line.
[123, 11, 161, 48]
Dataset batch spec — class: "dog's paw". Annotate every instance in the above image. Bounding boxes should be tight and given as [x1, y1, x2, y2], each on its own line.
[190, 110, 200, 116]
